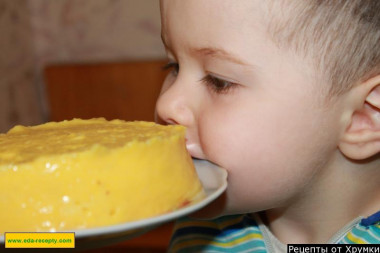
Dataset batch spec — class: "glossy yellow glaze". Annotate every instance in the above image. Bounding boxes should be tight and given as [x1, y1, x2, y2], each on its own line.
[0, 118, 203, 233]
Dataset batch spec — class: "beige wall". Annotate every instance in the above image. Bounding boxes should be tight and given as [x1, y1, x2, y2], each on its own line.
[0, 0, 165, 133]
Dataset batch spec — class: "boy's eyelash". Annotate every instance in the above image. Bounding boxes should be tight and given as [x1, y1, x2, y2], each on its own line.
[162, 62, 179, 76]
[200, 75, 237, 94]
[162, 61, 237, 94]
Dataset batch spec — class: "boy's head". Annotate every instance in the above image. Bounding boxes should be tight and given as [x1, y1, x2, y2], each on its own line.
[157, 0, 380, 216]
[267, 0, 380, 98]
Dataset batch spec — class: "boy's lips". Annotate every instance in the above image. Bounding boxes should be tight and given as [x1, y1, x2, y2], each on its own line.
[186, 141, 206, 160]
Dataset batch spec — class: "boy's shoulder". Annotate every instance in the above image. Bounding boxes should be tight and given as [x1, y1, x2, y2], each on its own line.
[338, 211, 380, 244]
[169, 214, 267, 252]
[168, 211, 380, 252]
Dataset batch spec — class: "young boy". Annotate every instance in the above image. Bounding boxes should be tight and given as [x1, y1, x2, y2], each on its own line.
[155, 0, 380, 251]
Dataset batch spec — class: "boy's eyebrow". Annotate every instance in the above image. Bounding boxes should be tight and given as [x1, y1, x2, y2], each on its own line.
[161, 33, 249, 66]
[192, 47, 249, 66]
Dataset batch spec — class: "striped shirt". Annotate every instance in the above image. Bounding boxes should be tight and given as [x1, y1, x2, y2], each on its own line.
[168, 211, 380, 252]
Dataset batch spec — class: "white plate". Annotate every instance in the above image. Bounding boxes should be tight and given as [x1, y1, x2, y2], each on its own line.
[0, 159, 227, 250]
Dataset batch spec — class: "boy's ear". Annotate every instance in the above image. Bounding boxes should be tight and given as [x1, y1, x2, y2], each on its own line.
[339, 75, 380, 160]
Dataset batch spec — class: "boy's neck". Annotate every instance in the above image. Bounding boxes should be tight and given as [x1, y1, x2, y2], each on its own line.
[264, 152, 380, 244]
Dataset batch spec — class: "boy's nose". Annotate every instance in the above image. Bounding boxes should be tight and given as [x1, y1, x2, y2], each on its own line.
[155, 80, 206, 160]
[155, 80, 195, 128]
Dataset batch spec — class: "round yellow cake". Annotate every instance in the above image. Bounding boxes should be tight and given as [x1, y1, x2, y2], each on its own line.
[0, 118, 203, 233]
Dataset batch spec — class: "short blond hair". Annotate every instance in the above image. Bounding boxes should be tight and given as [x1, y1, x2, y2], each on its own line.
[268, 0, 380, 98]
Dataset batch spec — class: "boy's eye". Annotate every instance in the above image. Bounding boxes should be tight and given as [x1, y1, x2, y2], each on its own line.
[162, 62, 237, 94]
[200, 75, 238, 94]
[162, 62, 179, 76]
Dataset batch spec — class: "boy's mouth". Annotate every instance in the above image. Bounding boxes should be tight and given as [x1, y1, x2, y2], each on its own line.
[186, 140, 206, 160]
